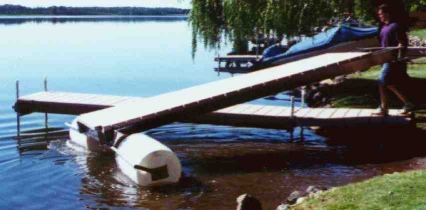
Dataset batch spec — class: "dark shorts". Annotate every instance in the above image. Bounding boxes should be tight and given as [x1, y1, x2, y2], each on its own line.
[378, 62, 409, 85]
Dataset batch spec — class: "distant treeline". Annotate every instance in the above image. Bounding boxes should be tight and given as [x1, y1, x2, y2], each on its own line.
[0, 4, 190, 16]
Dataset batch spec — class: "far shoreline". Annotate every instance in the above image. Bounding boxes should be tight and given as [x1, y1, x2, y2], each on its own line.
[0, 15, 189, 18]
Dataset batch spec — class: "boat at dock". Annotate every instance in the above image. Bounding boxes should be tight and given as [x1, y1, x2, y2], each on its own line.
[216, 25, 380, 74]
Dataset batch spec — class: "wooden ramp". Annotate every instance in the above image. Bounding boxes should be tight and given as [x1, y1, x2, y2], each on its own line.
[14, 92, 416, 131]
[71, 51, 395, 144]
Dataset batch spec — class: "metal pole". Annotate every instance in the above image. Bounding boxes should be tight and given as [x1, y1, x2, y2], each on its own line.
[301, 87, 306, 108]
[44, 77, 48, 91]
[44, 77, 48, 132]
[16, 80, 20, 138]
[256, 30, 259, 58]
[217, 54, 220, 69]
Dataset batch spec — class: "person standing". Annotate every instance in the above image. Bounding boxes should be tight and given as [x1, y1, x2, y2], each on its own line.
[374, 4, 416, 116]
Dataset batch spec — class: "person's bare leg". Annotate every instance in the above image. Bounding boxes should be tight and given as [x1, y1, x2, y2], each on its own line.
[373, 84, 389, 116]
[387, 85, 409, 104]
[388, 84, 417, 114]
[379, 84, 389, 110]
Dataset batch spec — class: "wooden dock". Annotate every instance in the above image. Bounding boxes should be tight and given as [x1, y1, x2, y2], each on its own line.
[15, 91, 420, 132]
[72, 51, 394, 143]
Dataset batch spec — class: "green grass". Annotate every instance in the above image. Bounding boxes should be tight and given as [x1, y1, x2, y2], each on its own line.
[411, 29, 426, 39]
[330, 61, 426, 129]
[331, 63, 426, 109]
[294, 170, 426, 209]
[295, 33, 426, 209]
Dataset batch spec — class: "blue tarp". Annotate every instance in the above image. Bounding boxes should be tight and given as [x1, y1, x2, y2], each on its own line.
[260, 26, 378, 66]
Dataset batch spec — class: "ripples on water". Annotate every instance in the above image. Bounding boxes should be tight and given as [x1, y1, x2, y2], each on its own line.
[1, 16, 426, 210]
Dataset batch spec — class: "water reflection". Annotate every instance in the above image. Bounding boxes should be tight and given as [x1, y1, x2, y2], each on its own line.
[0, 16, 188, 25]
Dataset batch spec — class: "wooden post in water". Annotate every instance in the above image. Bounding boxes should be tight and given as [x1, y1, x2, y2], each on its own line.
[16, 80, 20, 139]
[217, 54, 221, 76]
[290, 96, 295, 140]
[291, 96, 295, 118]
[44, 77, 49, 133]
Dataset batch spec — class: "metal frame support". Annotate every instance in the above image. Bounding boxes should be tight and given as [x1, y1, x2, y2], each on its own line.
[290, 96, 295, 118]
[44, 77, 48, 92]
[44, 77, 49, 131]
[16, 80, 20, 138]
[217, 54, 221, 77]
[301, 87, 306, 108]
[300, 127, 304, 141]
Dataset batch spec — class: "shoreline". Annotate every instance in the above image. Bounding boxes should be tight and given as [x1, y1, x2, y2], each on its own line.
[279, 30, 426, 209]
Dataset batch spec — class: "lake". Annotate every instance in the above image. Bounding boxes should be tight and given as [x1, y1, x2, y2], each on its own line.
[1, 16, 426, 210]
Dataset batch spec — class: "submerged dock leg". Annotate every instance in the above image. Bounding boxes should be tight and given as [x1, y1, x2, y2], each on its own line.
[44, 77, 49, 131]
[301, 87, 306, 108]
[16, 80, 20, 139]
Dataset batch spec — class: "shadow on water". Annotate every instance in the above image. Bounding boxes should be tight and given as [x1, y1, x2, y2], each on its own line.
[16, 124, 426, 177]
[171, 126, 426, 176]
[0, 16, 188, 26]
[318, 126, 426, 163]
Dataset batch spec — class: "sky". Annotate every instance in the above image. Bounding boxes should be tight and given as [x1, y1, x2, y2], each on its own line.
[0, 0, 191, 8]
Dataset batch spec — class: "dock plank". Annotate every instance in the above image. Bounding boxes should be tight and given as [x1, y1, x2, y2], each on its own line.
[240, 105, 264, 115]
[19, 92, 49, 100]
[317, 108, 337, 119]
[253, 105, 276, 115]
[267, 107, 289, 116]
[229, 104, 252, 114]
[304, 108, 326, 118]
[330, 108, 350, 119]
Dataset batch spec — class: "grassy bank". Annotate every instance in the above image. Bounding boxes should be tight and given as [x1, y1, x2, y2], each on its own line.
[294, 30, 426, 209]
[330, 30, 426, 112]
[331, 63, 426, 109]
[411, 29, 426, 39]
[294, 170, 426, 209]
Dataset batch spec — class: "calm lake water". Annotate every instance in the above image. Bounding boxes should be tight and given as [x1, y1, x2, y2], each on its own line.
[1, 16, 426, 210]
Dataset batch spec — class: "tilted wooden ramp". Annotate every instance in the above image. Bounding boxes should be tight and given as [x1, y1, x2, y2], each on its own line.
[73, 50, 394, 144]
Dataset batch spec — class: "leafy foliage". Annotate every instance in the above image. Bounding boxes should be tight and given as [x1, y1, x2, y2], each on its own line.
[189, 0, 426, 56]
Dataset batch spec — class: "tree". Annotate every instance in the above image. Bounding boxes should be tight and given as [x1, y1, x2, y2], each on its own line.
[189, 0, 426, 57]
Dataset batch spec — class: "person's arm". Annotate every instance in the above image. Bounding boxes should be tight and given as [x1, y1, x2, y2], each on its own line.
[396, 24, 408, 60]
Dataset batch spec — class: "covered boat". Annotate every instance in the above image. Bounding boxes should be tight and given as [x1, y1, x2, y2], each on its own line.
[254, 25, 380, 69]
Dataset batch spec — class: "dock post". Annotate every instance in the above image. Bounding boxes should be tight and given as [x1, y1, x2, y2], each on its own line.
[16, 80, 20, 139]
[217, 54, 221, 76]
[290, 96, 296, 140]
[44, 77, 48, 131]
